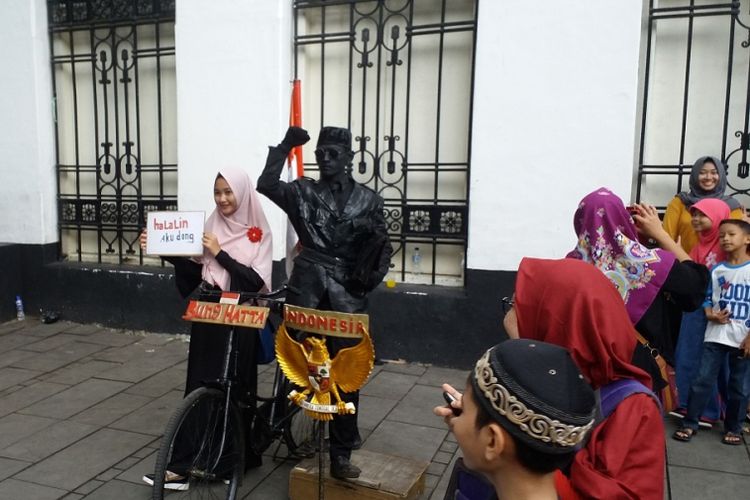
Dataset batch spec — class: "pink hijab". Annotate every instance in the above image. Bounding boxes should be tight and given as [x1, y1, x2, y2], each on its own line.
[201, 168, 273, 291]
[688, 198, 730, 268]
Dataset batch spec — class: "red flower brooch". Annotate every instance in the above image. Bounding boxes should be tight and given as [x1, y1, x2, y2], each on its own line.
[246, 226, 263, 243]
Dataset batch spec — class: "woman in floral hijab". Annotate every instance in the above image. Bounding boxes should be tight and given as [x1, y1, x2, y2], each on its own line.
[567, 188, 708, 366]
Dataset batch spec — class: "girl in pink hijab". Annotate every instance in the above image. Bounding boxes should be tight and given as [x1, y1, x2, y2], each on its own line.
[687, 198, 731, 269]
[673, 198, 730, 425]
[139, 168, 273, 489]
[199, 167, 273, 292]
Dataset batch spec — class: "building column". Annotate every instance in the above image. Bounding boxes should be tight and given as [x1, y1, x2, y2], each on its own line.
[0, 0, 56, 245]
[175, 0, 293, 259]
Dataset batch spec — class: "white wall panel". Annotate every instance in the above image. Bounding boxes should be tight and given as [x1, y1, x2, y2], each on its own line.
[468, 0, 644, 271]
[176, 0, 292, 258]
[0, 0, 56, 244]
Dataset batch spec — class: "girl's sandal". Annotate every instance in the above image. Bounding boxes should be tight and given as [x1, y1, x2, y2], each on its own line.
[722, 432, 743, 446]
[672, 427, 696, 442]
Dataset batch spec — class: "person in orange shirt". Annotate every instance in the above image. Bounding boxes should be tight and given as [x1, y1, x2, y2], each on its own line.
[662, 156, 742, 253]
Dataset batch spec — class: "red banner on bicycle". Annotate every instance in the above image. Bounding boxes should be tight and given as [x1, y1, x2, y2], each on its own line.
[182, 300, 270, 329]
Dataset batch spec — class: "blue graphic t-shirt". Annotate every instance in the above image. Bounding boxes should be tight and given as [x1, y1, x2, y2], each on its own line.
[703, 260, 750, 348]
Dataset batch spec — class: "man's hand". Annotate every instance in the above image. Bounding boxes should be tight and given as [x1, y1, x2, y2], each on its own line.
[281, 126, 310, 149]
[707, 307, 732, 324]
[433, 383, 463, 427]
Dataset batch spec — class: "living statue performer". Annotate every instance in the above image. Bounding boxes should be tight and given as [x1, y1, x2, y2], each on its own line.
[257, 125, 393, 479]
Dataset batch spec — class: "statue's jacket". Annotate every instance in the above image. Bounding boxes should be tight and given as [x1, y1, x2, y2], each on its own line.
[258, 146, 393, 312]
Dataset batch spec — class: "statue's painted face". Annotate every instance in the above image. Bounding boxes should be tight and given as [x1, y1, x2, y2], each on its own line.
[307, 363, 331, 392]
[315, 145, 350, 179]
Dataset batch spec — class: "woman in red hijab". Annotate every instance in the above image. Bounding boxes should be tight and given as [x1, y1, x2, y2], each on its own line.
[505, 257, 664, 500]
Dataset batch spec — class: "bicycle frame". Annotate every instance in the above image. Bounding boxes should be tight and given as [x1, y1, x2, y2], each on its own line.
[152, 286, 317, 499]
[185, 287, 308, 457]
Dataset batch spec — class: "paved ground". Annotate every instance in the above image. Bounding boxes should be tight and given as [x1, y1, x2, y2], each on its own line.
[0, 319, 748, 499]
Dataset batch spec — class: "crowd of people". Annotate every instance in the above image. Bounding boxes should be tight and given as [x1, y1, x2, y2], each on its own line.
[136, 134, 750, 499]
[436, 156, 750, 499]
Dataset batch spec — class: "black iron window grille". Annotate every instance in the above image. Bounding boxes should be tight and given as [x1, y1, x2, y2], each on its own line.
[293, 0, 478, 286]
[48, 0, 177, 264]
[637, 0, 750, 209]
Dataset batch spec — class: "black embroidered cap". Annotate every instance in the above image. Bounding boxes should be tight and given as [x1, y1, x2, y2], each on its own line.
[316, 126, 352, 150]
[471, 339, 596, 454]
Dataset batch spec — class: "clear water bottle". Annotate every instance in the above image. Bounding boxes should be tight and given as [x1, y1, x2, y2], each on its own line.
[15, 295, 25, 321]
[412, 247, 422, 275]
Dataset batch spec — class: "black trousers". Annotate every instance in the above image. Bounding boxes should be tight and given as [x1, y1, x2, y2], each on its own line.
[325, 335, 361, 461]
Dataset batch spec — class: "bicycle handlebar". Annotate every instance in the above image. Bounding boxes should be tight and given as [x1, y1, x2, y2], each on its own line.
[197, 285, 289, 314]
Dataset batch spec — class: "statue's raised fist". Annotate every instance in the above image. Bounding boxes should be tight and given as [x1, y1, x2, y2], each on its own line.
[281, 126, 310, 149]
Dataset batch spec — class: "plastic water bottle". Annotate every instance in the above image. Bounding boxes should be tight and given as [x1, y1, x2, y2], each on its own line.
[15, 296, 25, 321]
[459, 252, 465, 280]
[386, 263, 396, 288]
[412, 247, 422, 275]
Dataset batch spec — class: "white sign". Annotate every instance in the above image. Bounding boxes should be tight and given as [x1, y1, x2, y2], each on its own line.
[146, 211, 204, 256]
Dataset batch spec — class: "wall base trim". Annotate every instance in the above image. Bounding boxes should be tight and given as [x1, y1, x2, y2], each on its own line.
[4, 244, 514, 369]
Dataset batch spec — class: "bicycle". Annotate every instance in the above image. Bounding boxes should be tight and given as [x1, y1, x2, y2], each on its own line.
[150, 287, 317, 499]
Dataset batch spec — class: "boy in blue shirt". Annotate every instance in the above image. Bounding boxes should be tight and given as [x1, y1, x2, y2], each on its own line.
[673, 219, 750, 445]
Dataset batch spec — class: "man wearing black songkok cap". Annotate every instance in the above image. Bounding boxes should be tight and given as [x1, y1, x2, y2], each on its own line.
[258, 126, 392, 479]
[436, 339, 596, 500]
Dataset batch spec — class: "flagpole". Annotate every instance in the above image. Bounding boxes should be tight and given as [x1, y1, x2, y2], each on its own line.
[285, 80, 303, 279]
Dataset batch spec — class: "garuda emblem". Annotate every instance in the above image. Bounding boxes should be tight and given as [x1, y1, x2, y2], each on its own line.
[275, 320, 374, 421]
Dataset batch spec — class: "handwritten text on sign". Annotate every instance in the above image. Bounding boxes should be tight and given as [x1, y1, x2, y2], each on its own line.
[146, 211, 204, 256]
[283, 304, 369, 338]
[182, 301, 270, 329]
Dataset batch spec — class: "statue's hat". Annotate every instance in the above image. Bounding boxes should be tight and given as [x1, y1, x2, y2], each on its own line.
[316, 127, 352, 150]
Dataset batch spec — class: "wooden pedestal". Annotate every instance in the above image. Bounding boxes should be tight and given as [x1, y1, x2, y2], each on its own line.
[289, 449, 429, 500]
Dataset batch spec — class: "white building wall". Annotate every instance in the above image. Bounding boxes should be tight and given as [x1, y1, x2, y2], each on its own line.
[0, 0, 646, 273]
[0, 0, 56, 244]
[468, 0, 645, 271]
[176, 0, 292, 258]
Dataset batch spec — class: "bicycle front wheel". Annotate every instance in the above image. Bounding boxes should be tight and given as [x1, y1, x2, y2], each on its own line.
[281, 381, 317, 458]
[152, 387, 244, 500]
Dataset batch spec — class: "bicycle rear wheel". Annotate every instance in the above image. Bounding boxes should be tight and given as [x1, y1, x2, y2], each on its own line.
[152, 387, 244, 500]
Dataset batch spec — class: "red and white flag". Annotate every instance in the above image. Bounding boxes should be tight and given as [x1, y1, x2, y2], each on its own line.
[286, 80, 304, 278]
[219, 291, 240, 305]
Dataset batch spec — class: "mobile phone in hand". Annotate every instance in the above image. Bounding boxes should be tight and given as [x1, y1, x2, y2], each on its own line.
[443, 391, 462, 416]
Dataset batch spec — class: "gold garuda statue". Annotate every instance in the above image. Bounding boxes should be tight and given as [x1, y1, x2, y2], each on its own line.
[275, 305, 374, 421]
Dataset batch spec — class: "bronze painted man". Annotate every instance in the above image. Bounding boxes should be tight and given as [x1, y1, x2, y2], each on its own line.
[257, 126, 392, 479]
